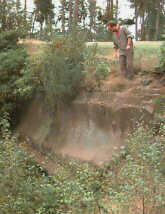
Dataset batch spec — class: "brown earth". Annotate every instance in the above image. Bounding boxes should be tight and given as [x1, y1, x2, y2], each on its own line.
[16, 40, 165, 173]
[17, 73, 165, 172]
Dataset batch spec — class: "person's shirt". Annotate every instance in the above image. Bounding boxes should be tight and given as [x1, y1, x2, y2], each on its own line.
[113, 26, 134, 56]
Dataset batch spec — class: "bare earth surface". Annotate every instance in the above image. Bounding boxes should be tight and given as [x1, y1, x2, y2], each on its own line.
[17, 40, 165, 174]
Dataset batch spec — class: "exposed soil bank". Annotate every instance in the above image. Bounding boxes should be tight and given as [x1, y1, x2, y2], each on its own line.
[17, 89, 153, 165]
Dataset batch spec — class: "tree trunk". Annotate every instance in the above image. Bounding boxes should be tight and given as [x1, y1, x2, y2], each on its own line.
[88, 0, 96, 40]
[69, 0, 73, 29]
[106, 0, 113, 19]
[24, 0, 27, 20]
[141, 9, 145, 40]
[135, 0, 138, 40]
[106, 0, 110, 19]
[110, 0, 114, 19]
[154, 0, 160, 40]
[61, 0, 65, 33]
[2, 0, 7, 30]
[31, 12, 36, 37]
[115, 0, 118, 21]
[73, 0, 79, 27]
[24, 0, 27, 11]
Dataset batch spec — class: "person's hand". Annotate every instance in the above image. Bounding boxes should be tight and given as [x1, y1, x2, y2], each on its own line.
[126, 44, 131, 50]
[113, 52, 118, 59]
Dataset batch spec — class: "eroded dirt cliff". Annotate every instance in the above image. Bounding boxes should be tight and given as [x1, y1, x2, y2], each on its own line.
[17, 72, 165, 167]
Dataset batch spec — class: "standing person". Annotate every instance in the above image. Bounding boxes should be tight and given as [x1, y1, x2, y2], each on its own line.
[107, 20, 134, 79]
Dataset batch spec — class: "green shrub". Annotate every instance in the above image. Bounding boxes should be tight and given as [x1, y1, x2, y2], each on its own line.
[157, 39, 165, 73]
[83, 46, 111, 91]
[108, 125, 165, 214]
[0, 113, 108, 214]
[95, 60, 111, 84]
[37, 33, 91, 110]
[0, 119, 165, 213]
[0, 30, 35, 120]
[0, 30, 19, 51]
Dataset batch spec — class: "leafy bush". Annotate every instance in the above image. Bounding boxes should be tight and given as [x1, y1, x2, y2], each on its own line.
[109, 125, 165, 214]
[36, 33, 95, 110]
[83, 47, 111, 91]
[157, 39, 165, 73]
[0, 30, 35, 120]
[0, 118, 165, 213]
[0, 113, 108, 214]
[0, 0, 31, 35]
[0, 30, 20, 50]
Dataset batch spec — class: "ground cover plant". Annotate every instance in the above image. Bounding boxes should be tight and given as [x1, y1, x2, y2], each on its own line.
[0, 109, 165, 214]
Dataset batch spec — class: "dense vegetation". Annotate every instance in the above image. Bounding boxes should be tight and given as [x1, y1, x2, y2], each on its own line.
[0, 1, 165, 214]
[0, 117, 165, 213]
[33, 32, 110, 111]
[0, 30, 35, 130]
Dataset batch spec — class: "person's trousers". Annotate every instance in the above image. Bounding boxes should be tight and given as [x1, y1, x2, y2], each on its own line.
[119, 52, 134, 79]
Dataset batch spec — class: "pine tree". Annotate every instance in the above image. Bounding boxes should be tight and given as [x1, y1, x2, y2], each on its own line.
[128, 0, 165, 41]
[34, 0, 54, 32]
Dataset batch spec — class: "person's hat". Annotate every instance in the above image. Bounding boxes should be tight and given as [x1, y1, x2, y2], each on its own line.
[107, 20, 117, 27]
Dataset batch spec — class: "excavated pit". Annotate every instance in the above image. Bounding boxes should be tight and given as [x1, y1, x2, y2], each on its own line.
[17, 93, 152, 165]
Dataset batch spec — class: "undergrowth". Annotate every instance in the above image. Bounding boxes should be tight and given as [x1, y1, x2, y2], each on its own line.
[0, 30, 35, 128]
[0, 113, 165, 214]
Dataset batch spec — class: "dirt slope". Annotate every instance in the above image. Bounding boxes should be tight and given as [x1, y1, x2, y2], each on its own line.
[16, 40, 165, 171]
[17, 72, 165, 169]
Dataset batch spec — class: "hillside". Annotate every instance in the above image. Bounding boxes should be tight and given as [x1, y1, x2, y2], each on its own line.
[16, 39, 165, 168]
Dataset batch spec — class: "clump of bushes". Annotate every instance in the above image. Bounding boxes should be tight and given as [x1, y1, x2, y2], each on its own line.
[156, 38, 165, 74]
[36, 33, 86, 110]
[35, 32, 111, 110]
[0, 117, 165, 213]
[83, 49, 111, 91]
[0, 30, 35, 122]
[108, 125, 165, 214]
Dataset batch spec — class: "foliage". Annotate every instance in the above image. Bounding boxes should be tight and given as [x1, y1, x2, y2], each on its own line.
[157, 39, 165, 73]
[0, 0, 31, 35]
[153, 95, 165, 113]
[0, 30, 35, 120]
[0, 30, 20, 50]
[84, 49, 111, 90]
[34, 0, 54, 33]
[0, 113, 108, 214]
[95, 60, 111, 80]
[128, 0, 164, 41]
[36, 32, 100, 110]
[108, 125, 165, 214]
[0, 114, 165, 213]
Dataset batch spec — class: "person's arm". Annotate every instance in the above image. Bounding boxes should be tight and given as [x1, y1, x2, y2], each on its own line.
[113, 47, 118, 58]
[123, 27, 134, 50]
[127, 37, 132, 50]
[113, 42, 118, 58]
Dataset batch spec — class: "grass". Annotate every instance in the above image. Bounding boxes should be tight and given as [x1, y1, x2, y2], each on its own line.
[25, 39, 162, 60]
[87, 41, 162, 73]
[87, 41, 162, 56]
[23, 39, 162, 74]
